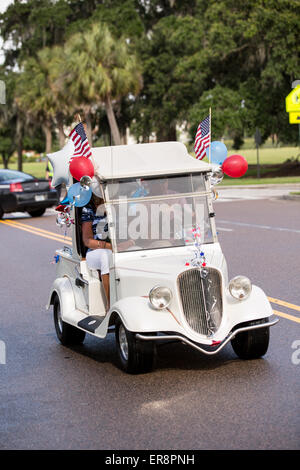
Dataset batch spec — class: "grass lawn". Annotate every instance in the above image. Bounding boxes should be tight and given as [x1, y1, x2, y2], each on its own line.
[220, 176, 300, 185]
[0, 161, 46, 179]
[201, 145, 300, 165]
[230, 146, 300, 165]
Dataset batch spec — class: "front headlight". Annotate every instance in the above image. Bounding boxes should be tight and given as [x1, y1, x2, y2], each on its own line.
[229, 276, 252, 301]
[149, 286, 172, 310]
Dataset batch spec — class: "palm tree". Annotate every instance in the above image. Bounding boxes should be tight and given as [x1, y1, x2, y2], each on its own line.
[64, 23, 142, 145]
[15, 46, 71, 154]
[16, 56, 56, 154]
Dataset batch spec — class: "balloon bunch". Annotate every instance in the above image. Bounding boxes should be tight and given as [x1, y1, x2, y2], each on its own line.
[55, 205, 74, 228]
[54, 149, 105, 235]
[206, 141, 248, 187]
[62, 155, 96, 207]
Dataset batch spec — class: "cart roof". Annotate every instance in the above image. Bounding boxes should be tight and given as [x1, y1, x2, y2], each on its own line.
[91, 142, 212, 180]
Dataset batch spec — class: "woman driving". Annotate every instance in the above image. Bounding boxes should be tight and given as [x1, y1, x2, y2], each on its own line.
[81, 194, 112, 311]
[82, 193, 134, 311]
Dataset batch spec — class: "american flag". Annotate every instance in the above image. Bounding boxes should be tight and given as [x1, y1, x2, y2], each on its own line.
[69, 122, 92, 159]
[194, 115, 210, 160]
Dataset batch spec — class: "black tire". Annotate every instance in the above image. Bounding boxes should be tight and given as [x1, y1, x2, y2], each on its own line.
[0, 206, 3, 219]
[28, 208, 46, 217]
[231, 322, 270, 359]
[115, 317, 156, 374]
[53, 296, 86, 346]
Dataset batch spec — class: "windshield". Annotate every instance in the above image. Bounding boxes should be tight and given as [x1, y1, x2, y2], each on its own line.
[105, 174, 214, 252]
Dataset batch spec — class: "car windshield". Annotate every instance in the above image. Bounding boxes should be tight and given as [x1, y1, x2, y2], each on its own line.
[0, 170, 34, 182]
[104, 173, 214, 252]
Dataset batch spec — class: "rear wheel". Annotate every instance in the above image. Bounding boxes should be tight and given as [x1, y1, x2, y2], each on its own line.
[115, 317, 156, 374]
[28, 208, 46, 217]
[231, 321, 270, 359]
[53, 296, 86, 346]
[0, 206, 3, 219]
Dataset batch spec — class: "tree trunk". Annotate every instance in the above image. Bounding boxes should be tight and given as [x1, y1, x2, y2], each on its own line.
[156, 123, 177, 142]
[43, 121, 52, 154]
[2, 153, 9, 169]
[105, 95, 121, 146]
[56, 113, 66, 148]
[16, 115, 23, 172]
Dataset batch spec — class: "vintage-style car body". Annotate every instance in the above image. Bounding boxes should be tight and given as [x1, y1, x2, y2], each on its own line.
[47, 142, 278, 373]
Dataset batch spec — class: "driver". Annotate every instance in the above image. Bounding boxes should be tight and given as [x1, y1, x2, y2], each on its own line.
[82, 194, 134, 311]
[82, 194, 112, 311]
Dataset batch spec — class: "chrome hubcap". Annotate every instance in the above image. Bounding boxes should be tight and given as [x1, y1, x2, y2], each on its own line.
[119, 325, 129, 361]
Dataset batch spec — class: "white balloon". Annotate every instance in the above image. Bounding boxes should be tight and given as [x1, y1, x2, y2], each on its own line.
[47, 140, 75, 187]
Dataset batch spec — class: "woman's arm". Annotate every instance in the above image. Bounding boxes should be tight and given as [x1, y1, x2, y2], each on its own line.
[82, 221, 112, 250]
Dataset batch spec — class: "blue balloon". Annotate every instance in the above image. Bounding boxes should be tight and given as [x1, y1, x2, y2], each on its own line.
[67, 182, 92, 207]
[206, 141, 228, 165]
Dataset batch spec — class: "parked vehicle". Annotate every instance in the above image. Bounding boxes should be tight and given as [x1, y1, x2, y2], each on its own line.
[47, 142, 278, 373]
[0, 169, 58, 218]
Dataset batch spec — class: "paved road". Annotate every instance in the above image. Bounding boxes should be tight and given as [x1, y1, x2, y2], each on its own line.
[0, 195, 299, 450]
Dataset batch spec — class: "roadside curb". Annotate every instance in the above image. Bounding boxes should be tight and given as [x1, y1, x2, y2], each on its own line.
[280, 194, 300, 201]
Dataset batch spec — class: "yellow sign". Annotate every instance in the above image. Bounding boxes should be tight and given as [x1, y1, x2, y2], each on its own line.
[286, 85, 300, 113]
[289, 112, 300, 124]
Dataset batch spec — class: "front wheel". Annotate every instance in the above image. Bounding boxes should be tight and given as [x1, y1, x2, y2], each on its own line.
[231, 322, 270, 359]
[53, 296, 86, 346]
[115, 318, 156, 374]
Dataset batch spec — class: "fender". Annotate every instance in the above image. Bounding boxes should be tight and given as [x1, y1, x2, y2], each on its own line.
[216, 284, 274, 340]
[46, 277, 76, 321]
[108, 296, 186, 335]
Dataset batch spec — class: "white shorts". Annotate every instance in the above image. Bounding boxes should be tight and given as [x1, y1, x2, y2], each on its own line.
[86, 249, 112, 275]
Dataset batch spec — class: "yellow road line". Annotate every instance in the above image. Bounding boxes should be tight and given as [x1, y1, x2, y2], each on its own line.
[273, 309, 300, 324]
[3, 219, 72, 241]
[268, 296, 300, 314]
[0, 220, 72, 245]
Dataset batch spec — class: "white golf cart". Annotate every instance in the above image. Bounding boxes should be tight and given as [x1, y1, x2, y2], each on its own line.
[47, 142, 278, 373]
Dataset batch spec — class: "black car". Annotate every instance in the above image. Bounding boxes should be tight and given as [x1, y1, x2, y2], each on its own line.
[0, 169, 59, 219]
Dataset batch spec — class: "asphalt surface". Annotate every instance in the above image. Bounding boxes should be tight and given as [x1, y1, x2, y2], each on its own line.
[0, 194, 299, 450]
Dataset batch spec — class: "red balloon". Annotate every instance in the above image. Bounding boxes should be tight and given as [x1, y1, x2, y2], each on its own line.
[222, 154, 248, 178]
[69, 156, 94, 181]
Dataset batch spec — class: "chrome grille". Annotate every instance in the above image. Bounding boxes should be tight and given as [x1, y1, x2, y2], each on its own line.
[178, 268, 223, 335]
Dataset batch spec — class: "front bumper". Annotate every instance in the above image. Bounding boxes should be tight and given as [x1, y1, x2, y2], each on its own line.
[136, 317, 279, 356]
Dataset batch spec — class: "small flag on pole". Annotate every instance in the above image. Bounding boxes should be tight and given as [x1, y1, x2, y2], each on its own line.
[69, 122, 92, 159]
[194, 115, 210, 160]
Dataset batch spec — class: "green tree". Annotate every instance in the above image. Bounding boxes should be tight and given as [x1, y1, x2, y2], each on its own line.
[63, 23, 142, 145]
[15, 48, 65, 154]
[0, 68, 19, 168]
[132, 14, 206, 141]
[0, 0, 72, 67]
[195, 0, 300, 144]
